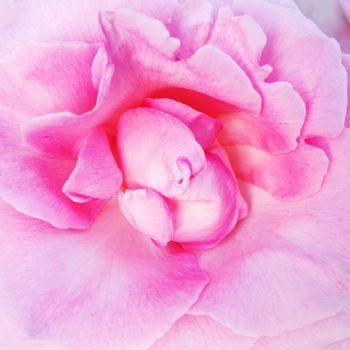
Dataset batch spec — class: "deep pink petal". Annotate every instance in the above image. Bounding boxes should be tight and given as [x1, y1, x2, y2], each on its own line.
[225, 142, 329, 200]
[150, 315, 256, 350]
[146, 98, 222, 149]
[0, 199, 208, 350]
[118, 188, 173, 246]
[63, 128, 122, 203]
[191, 130, 350, 337]
[117, 107, 206, 198]
[171, 154, 240, 248]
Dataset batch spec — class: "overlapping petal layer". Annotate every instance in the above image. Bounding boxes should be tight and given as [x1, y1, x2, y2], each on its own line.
[191, 131, 350, 337]
[117, 107, 206, 198]
[0, 199, 208, 350]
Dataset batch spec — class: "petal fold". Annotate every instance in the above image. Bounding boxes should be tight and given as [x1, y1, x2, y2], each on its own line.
[63, 127, 122, 203]
[146, 98, 222, 149]
[226, 142, 329, 201]
[117, 107, 206, 198]
[171, 154, 240, 248]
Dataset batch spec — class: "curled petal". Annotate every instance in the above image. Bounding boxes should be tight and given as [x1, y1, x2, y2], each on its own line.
[229, 0, 347, 138]
[171, 154, 240, 248]
[146, 98, 222, 149]
[0, 118, 103, 229]
[63, 127, 122, 203]
[118, 188, 173, 246]
[117, 107, 206, 198]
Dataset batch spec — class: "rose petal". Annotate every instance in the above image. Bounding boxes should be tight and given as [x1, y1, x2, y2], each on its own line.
[63, 127, 122, 203]
[190, 130, 350, 337]
[342, 54, 350, 128]
[208, 6, 267, 71]
[170, 0, 214, 58]
[101, 8, 261, 113]
[185, 44, 261, 114]
[219, 81, 305, 153]
[225, 142, 329, 201]
[146, 98, 222, 149]
[150, 315, 256, 350]
[117, 107, 206, 198]
[225, 0, 347, 138]
[252, 310, 350, 350]
[0, 42, 98, 120]
[171, 154, 240, 248]
[118, 188, 173, 246]
[0, 199, 208, 350]
[0, 120, 103, 229]
[0, 0, 179, 57]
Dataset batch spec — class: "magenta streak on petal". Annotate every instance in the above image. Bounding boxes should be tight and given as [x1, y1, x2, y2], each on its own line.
[63, 127, 122, 203]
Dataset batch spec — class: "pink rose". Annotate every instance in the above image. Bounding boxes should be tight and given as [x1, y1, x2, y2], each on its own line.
[0, 0, 349, 349]
[294, 0, 350, 52]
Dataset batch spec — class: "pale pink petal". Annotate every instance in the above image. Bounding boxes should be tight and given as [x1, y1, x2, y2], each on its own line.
[91, 47, 108, 91]
[150, 315, 256, 350]
[342, 54, 350, 128]
[295, 0, 350, 53]
[0, 199, 208, 350]
[170, 0, 214, 58]
[191, 131, 350, 337]
[208, 6, 267, 72]
[0, 121, 103, 229]
[171, 154, 240, 248]
[225, 142, 329, 200]
[146, 98, 222, 149]
[184, 45, 261, 114]
[117, 107, 206, 198]
[326, 338, 350, 350]
[252, 310, 350, 350]
[222, 0, 347, 138]
[118, 188, 173, 246]
[219, 81, 305, 153]
[63, 128, 122, 203]
[0, 42, 98, 121]
[0, 0, 178, 57]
